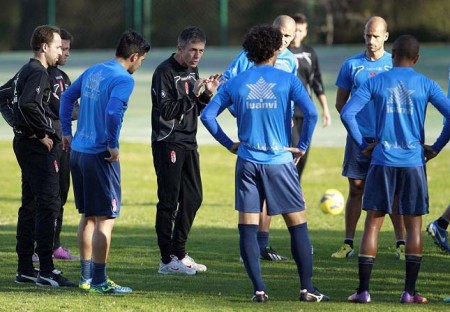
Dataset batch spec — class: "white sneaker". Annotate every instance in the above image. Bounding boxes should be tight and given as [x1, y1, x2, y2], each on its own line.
[158, 256, 196, 275]
[181, 254, 207, 272]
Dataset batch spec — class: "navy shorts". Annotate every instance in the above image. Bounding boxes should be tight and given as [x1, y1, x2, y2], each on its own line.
[70, 150, 121, 218]
[342, 136, 373, 180]
[235, 157, 305, 216]
[363, 165, 429, 215]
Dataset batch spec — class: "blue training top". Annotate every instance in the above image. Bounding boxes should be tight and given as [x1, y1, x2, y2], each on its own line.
[336, 51, 392, 138]
[341, 67, 450, 167]
[222, 49, 298, 81]
[222, 49, 298, 116]
[201, 65, 318, 164]
[60, 60, 134, 154]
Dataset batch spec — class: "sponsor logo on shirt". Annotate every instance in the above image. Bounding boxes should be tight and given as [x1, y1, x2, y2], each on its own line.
[387, 82, 415, 115]
[245, 77, 277, 109]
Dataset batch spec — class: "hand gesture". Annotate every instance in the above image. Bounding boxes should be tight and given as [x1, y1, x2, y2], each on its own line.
[204, 74, 223, 95]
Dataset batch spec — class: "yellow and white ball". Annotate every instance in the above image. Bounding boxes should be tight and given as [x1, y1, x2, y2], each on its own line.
[319, 189, 345, 215]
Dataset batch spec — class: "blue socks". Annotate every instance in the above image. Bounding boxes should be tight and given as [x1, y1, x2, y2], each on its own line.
[80, 259, 92, 281]
[239, 224, 266, 293]
[358, 256, 375, 292]
[257, 231, 269, 253]
[92, 262, 107, 285]
[405, 255, 422, 295]
[288, 223, 314, 292]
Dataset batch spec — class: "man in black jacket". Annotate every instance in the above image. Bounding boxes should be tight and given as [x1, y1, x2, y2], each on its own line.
[289, 13, 331, 181]
[0, 25, 75, 287]
[151, 26, 221, 275]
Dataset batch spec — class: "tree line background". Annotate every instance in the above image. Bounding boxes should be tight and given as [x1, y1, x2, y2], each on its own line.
[0, 0, 449, 51]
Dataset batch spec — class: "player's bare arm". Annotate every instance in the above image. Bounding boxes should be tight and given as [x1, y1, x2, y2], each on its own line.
[335, 87, 351, 113]
[62, 135, 72, 152]
[318, 94, 331, 127]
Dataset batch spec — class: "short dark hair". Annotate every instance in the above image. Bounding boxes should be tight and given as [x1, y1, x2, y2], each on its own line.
[60, 28, 74, 43]
[30, 25, 60, 52]
[178, 26, 206, 48]
[115, 29, 151, 59]
[392, 35, 419, 60]
[292, 13, 308, 24]
[242, 25, 282, 64]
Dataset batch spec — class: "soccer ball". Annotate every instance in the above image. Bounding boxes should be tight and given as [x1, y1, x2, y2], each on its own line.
[319, 189, 345, 215]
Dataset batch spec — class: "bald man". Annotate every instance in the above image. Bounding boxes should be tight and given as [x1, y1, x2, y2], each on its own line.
[332, 16, 405, 260]
[222, 15, 297, 262]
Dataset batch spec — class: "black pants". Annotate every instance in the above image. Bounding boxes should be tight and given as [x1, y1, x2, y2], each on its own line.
[54, 142, 71, 250]
[13, 136, 60, 275]
[152, 142, 202, 263]
[291, 116, 310, 182]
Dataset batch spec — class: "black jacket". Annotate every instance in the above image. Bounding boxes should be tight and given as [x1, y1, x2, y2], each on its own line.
[289, 44, 325, 117]
[47, 66, 78, 139]
[151, 54, 211, 149]
[0, 59, 55, 139]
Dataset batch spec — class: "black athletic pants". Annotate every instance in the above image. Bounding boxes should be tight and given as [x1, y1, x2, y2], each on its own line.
[53, 141, 71, 250]
[13, 136, 60, 275]
[291, 116, 310, 182]
[152, 142, 203, 264]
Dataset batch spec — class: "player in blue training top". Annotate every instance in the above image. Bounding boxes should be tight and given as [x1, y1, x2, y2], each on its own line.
[60, 30, 150, 294]
[201, 24, 329, 303]
[222, 15, 297, 262]
[341, 35, 450, 304]
[425, 69, 450, 255]
[333, 16, 406, 260]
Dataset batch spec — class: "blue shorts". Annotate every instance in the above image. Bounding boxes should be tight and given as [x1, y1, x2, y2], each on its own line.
[342, 136, 373, 180]
[235, 158, 305, 216]
[70, 150, 121, 218]
[363, 165, 429, 215]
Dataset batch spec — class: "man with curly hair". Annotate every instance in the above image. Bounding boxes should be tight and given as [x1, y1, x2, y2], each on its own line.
[221, 14, 298, 263]
[201, 24, 329, 303]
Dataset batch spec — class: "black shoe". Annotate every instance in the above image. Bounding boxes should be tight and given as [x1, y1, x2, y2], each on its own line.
[36, 269, 77, 287]
[300, 287, 330, 302]
[260, 246, 288, 261]
[252, 291, 268, 303]
[15, 268, 39, 284]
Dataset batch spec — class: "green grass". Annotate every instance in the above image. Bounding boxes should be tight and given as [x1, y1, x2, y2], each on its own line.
[0, 141, 449, 311]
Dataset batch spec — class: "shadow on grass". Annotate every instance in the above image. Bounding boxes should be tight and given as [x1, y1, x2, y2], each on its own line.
[0, 223, 449, 304]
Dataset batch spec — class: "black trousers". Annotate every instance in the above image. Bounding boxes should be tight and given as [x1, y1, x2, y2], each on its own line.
[13, 136, 60, 274]
[152, 142, 203, 263]
[53, 142, 71, 249]
[291, 116, 310, 182]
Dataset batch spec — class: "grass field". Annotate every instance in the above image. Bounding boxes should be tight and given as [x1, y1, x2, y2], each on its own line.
[0, 141, 449, 311]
